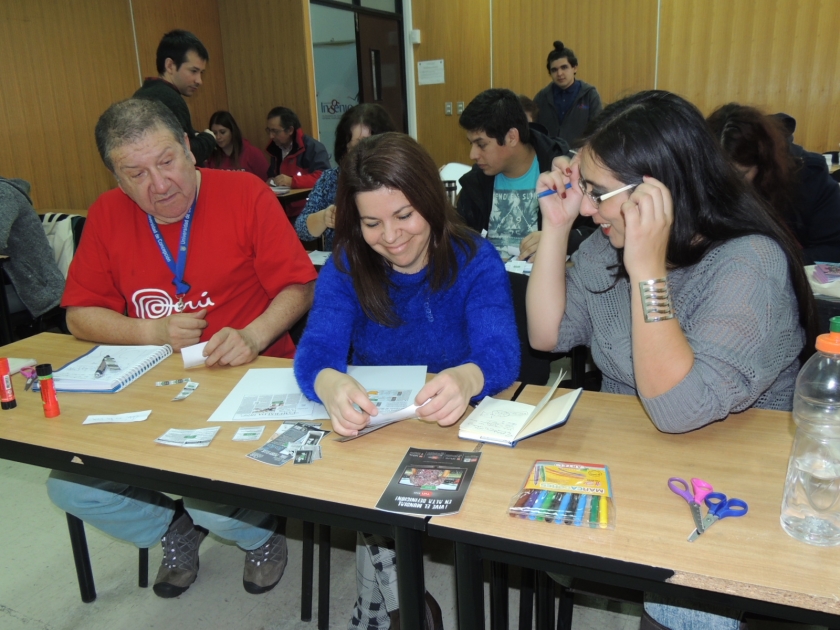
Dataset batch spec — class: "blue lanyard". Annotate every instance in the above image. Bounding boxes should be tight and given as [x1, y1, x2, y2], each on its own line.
[146, 195, 197, 297]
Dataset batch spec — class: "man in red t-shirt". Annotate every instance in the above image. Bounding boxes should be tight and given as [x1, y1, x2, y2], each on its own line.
[47, 98, 316, 600]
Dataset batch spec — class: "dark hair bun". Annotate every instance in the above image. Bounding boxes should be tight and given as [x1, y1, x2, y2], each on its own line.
[553, 40, 564, 50]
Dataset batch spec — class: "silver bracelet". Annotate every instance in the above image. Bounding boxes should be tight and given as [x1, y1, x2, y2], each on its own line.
[639, 278, 675, 323]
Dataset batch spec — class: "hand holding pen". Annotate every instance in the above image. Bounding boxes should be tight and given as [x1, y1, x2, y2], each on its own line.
[536, 156, 582, 231]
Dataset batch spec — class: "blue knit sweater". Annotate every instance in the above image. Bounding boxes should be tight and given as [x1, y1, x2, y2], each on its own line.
[294, 168, 338, 249]
[294, 236, 520, 403]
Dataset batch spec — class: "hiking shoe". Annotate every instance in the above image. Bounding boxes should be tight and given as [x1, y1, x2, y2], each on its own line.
[243, 531, 288, 594]
[152, 511, 207, 598]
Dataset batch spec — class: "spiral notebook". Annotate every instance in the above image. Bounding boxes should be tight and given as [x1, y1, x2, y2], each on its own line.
[35, 345, 173, 393]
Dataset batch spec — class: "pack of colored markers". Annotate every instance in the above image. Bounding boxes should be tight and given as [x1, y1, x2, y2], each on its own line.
[508, 460, 615, 529]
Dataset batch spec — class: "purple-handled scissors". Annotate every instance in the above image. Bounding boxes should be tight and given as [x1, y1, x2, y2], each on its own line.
[668, 477, 714, 534]
[687, 492, 748, 542]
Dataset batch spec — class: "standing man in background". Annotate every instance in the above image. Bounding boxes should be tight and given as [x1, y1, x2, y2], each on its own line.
[533, 40, 602, 145]
[134, 29, 217, 166]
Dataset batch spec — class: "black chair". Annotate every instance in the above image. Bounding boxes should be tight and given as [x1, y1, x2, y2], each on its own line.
[64, 513, 148, 603]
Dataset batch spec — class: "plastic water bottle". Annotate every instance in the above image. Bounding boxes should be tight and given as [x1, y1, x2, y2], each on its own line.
[780, 316, 840, 545]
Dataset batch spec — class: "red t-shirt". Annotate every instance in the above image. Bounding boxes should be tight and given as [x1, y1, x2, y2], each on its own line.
[63, 168, 317, 358]
[206, 139, 270, 179]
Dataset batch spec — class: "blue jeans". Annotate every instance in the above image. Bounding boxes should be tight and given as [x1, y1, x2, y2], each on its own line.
[644, 593, 742, 630]
[46, 470, 277, 551]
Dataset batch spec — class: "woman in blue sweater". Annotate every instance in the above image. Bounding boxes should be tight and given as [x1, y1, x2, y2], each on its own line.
[294, 132, 519, 628]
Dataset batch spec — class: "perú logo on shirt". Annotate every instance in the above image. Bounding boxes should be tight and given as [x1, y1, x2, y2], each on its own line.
[131, 289, 216, 319]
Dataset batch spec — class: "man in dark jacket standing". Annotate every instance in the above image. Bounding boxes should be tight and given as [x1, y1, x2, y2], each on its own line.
[133, 30, 216, 166]
[265, 106, 331, 219]
[533, 40, 602, 145]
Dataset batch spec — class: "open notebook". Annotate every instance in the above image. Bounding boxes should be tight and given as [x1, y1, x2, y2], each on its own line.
[36, 345, 173, 393]
[459, 372, 582, 447]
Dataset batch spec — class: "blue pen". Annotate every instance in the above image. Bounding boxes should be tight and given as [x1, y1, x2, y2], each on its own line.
[529, 491, 548, 520]
[537, 182, 573, 199]
[556, 493, 572, 524]
[573, 494, 588, 526]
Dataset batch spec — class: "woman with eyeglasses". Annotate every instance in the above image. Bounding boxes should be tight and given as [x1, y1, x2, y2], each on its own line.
[526, 91, 818, 628]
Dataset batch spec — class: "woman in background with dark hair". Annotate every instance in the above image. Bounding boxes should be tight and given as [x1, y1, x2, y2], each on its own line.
[294, 132, 518, 629]
[294, 103, 396, 249]
[527, 90, 817, 629]
[707, 103, 840, 263]
[206, 110, 269, 178]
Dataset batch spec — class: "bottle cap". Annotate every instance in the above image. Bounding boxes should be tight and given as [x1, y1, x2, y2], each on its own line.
[36, 363, 53, 377]
[816, 317, 840, 354]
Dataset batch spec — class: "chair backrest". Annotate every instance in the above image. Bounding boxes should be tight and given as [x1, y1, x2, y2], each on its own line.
[39, 212, 86, 278]
[438, 163, 472, 196]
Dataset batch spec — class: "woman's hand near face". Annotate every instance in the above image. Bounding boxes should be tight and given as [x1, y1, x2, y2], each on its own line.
[621, 176, 673, 279]
[537, 156, 583, 232]
[414, 363, 484, 428]
[314, 368, 378, 436]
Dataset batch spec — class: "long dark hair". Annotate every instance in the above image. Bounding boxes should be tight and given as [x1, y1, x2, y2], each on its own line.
[706, 103, 800, 227]
[579, 90, 817, 359]
[333, 103, 396, 164]
[333, 132, 477, 326]
[208, 110, 243, 169]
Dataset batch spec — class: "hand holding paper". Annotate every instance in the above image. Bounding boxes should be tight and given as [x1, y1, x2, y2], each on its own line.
[314, 368, 378, 436]
[204, 328, 260, 367]
[415, 364, 484, 427]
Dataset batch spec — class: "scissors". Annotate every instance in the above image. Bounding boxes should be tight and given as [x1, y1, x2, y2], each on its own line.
[668, 477, 714, 534]
[687, 492, 749, 542]
[20, 367, 37, 391]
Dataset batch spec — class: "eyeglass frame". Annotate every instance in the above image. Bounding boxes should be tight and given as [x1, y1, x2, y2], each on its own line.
[578, 180, 638, 208]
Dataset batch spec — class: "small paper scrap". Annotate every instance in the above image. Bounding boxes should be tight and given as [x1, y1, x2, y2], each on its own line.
[233, 426, 266, 442]
[156, 378, 191, 387]
[182, 342, 209, 369]
[155, 426, 220, 447]
[83, 410, 152, 425]
[172, 381, 199, 401]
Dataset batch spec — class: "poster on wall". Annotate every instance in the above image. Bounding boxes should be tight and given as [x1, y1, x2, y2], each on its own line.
[313, 42, 359, 167]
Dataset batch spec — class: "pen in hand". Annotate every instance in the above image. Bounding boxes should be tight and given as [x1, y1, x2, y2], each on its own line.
[538, 182, 573, 199]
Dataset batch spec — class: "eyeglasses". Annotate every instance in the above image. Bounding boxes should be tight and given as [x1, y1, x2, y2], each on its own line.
[578, 180, 638, 208]
[265, 127, 289, 137]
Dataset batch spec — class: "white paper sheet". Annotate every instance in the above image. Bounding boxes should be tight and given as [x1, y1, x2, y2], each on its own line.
[8, 358, 36, 375]
[207, 368, 328, 422]
[83, 410, 152, 425]
[308, 251, 332, 266]
[182, 342, 208, 369]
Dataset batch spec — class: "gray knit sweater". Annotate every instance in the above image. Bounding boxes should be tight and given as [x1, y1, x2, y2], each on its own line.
[0, 178, 64, 317]
[556, 230, 804, 432]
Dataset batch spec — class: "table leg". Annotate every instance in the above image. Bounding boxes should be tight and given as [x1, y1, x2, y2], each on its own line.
[317, 525, 331, 630]
[395, 527, 426, 630]
[455, 541, 484, 630]
[65, 513, 96, 603]
[536, 571, 555, 630]
[301, 521, 314, 621]
[519, 568, 534, 630]
[490, 561, 509, 630]
[138, 547, 148, 588]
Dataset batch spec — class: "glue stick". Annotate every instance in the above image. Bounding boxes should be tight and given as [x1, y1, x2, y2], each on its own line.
[0, 358, 16, 410]
[36, 363, 60, 418]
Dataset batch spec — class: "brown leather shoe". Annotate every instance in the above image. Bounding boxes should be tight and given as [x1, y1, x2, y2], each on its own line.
[153, 511, 207, 598]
